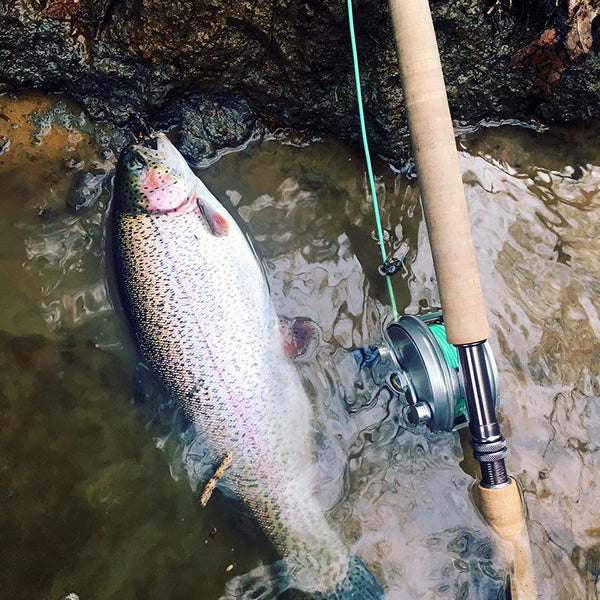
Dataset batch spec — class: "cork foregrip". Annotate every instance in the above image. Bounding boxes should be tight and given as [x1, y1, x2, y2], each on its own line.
[388, 0, 489, 344]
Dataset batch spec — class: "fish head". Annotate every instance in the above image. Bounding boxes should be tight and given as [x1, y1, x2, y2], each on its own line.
[114, 133, 197, 215]
[114, 133, 230, 235]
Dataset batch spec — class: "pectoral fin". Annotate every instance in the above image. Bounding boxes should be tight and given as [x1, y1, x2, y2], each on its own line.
[197, 198, 230, 236]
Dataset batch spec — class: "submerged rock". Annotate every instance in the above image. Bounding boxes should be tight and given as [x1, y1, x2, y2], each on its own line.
[1, 1, 599, 161]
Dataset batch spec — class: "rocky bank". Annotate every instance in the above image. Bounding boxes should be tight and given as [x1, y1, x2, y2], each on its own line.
[1, 0, 600, 162]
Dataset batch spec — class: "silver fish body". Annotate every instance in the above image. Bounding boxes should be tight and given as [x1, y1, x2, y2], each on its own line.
[112, 134, 384, 599]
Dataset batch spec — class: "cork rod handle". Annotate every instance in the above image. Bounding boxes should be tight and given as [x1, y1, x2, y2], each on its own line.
[388, 0, 489, 345]
[479, 479, 537, 599]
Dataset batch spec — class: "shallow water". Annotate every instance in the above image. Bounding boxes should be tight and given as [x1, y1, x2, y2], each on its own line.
[1, 92, 599, 599]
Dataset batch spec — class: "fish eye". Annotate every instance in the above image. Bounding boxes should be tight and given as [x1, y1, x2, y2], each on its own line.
[128, 154, 146, 171]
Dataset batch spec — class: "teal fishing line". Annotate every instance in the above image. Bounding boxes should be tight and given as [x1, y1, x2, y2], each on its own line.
[428, 324, 459, 369]
[347, 0, 398, 321]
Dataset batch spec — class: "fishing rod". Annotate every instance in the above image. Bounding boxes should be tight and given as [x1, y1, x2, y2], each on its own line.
[386, 1, 536, 597]
[347, 0, 537, 597]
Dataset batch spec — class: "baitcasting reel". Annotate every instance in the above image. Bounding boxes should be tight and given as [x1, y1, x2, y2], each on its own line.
[355, 312, 499, 433]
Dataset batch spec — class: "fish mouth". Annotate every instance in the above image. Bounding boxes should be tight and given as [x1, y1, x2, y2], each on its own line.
[122, 132, 182, 169]
[117, 131, 231, 231]
[153, 132, 182, 162]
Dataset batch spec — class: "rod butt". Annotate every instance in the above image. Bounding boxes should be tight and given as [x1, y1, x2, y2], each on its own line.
[478, 478, 537, 599]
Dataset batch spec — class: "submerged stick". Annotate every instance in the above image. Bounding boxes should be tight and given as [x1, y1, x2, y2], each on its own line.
[199, 451, 233, 507]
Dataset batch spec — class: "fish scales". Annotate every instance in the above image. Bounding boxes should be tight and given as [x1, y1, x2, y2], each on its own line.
[115, 207, 348, 582]
[112, 134, 385, 599]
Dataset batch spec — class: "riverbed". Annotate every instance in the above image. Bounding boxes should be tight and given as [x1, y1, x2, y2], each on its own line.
[1, 92, 598, 599]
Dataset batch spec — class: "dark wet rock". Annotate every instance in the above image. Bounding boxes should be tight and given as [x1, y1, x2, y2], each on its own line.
[157, 93, 257, 162]
[1, 1, 600, 162]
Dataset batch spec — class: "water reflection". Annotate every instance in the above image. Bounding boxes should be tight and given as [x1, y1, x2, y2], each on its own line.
[1, 93, 600, 599]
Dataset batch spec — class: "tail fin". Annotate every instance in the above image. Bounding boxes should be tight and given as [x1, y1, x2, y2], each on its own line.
[220, 555, 384, 600]
[322, 555, 385, 600]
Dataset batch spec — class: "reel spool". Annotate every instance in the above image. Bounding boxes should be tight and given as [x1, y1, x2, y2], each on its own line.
[383, 312, 499, 432]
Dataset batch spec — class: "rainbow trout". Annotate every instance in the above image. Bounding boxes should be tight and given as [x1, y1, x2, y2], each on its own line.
[112, 133, 385, 599]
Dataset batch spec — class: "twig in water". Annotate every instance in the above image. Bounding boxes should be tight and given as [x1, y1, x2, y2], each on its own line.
[199, 451, 233, 507]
